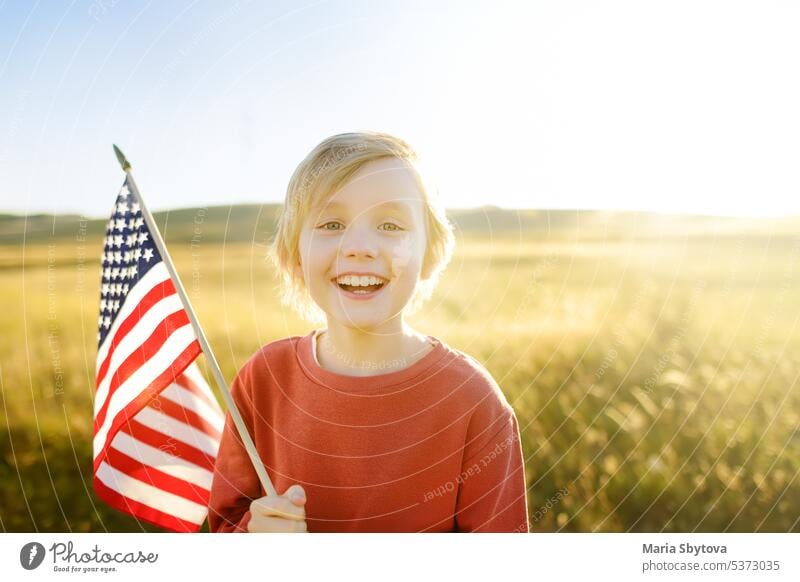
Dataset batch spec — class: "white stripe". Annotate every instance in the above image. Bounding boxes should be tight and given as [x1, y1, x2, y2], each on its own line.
[93, 324, 197, 461]
[94, 294, 185, 416]
[109, 431, 213, 489]
[182, 363, 223, 414]
[133, 406, 220, 457]
[162, 383, 225, 434]
[96, 262, 170, 369]
[96, 461, 207, 525]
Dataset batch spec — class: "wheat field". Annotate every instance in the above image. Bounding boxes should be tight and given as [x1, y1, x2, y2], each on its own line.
[1, 216, 799, 532]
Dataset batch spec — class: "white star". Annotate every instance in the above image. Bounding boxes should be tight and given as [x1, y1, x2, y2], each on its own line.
[129, 264, 138, 278]
[111, 267, 120, 279]
[138, 231, 149, 244]
[115, 283, 123, 295]
[116, 201, 129, 214]
[103, 267, 111, 279]
[133, 248, 142, 261]
[142, 248, 154, 262]
[128, 217, 137, 230]
[126, 234, 136, 246]
[122, 284, 129, 295]
[113, 251, 122, 264]
[113, 235, 123, 248]
[120, 184, 130, 197]
[134, 217, 144, 229]
[103, 316, 111, 328]
[114, 218, 126, 231]
[131, 202, 140, 213]
[100, 299, 107, 311]
[98, 314, 104, 326]
[101, 283, 110, 296]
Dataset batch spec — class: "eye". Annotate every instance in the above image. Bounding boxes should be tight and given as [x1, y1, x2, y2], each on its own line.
[317, 221, 344, 231]
[379, 222, 404, 232]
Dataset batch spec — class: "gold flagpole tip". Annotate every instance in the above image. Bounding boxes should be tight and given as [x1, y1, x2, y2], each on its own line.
[112, 144, 132, 172]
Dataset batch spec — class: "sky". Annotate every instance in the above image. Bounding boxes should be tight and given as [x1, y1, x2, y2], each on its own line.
[1, 0, 799, 217]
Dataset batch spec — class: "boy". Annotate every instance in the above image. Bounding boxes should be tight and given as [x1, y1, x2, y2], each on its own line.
[208, 132, 529, 532]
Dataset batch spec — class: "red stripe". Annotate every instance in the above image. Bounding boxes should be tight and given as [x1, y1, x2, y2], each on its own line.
[175, 370, 219, 411]
[94, 310, 191, 433]
[96, 279, 176, 386]
[93, 340, 201, 474]
[93, 474, 200, 533]
[148, 393, 222, 442]
[119, 419, 217, 470]
[103, 445, 210, 505]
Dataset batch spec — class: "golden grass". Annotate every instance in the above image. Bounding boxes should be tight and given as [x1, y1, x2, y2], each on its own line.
[1, 231, 799, 531]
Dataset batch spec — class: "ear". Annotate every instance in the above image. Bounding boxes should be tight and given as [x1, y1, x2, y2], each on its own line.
[419, 260, 433, 281]
[292, 259, 303, 283]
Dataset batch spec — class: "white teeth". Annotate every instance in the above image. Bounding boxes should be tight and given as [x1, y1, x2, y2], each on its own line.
[335, 274, 386, 286]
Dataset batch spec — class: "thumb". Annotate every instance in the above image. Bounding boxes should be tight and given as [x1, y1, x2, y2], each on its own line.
[284, 484, 306, 506]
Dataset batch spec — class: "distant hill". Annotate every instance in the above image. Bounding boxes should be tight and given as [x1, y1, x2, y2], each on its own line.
[0, 204, 797, 246]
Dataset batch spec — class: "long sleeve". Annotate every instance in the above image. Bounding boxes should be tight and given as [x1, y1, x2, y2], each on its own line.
[207, 370, 261, 533]
[453, 412, 529, 532]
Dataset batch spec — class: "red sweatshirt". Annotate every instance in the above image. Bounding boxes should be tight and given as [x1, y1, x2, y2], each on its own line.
[208, 329, 529, 533]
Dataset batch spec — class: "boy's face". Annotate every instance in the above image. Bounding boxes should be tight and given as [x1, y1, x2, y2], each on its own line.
[297, 157, 428, 332]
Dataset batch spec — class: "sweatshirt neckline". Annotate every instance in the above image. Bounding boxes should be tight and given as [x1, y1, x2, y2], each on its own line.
[296, 328, 449, 392]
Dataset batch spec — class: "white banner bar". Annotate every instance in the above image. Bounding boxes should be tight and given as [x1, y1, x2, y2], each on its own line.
[1, 533, 797, 581]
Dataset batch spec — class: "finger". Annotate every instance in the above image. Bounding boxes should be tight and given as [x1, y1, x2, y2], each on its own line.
[248, 515, 308, 533]
[250, 497, 306, 521]
[283, 484, 307, 507]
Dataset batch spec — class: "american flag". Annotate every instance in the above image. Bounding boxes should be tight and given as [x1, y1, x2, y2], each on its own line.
[93, 178, 224, 532]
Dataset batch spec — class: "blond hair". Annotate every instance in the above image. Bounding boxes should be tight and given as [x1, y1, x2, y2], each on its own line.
[267, 131, 455, 323]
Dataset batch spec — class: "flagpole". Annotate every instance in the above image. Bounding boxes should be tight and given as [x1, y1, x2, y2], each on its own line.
[112, 144, 277, 499]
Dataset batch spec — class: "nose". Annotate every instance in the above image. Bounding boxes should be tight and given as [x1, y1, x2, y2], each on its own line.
[339, 222, 378, 259]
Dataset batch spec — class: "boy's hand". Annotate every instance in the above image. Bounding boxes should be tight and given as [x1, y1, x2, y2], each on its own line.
[247, 484, 308, 533]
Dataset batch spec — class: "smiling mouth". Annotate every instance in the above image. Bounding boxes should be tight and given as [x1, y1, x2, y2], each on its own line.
[335, 281, 386, 294]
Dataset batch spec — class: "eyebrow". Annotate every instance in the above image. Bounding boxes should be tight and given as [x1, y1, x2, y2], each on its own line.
[320, 200, 411, 213]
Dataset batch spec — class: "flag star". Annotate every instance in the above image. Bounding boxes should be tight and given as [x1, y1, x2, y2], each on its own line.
[142, 248, 154, 262]
[100, 299, 107, 311]
[98, 314, 104, 326]
[122, 284, 129, 295]
[113, 235, 123, 248]
[129, 264, 138, 278]
[131, 202, 140, 213]
[103, 267, 111, 279]
[111, 267, 120, 279]
[138, 232, 149, 244]
[101, 283, 110, 296]
[115, 283, 123, 295]
[128, 217, 137, 230]
[105, 235, 113, 247]
[120, 184, 130, 196]
[123, 250, 132, 263]
[114, 218, 126, 231]
[126, 234, 136, 246]
[133, 248, 142, 261]
[113, 251, 122, 263]
[112, 300, 120, 312]
[103, 316, 111, 328]
[116, 201, 129, 214]
[134, 217, 144, 229]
